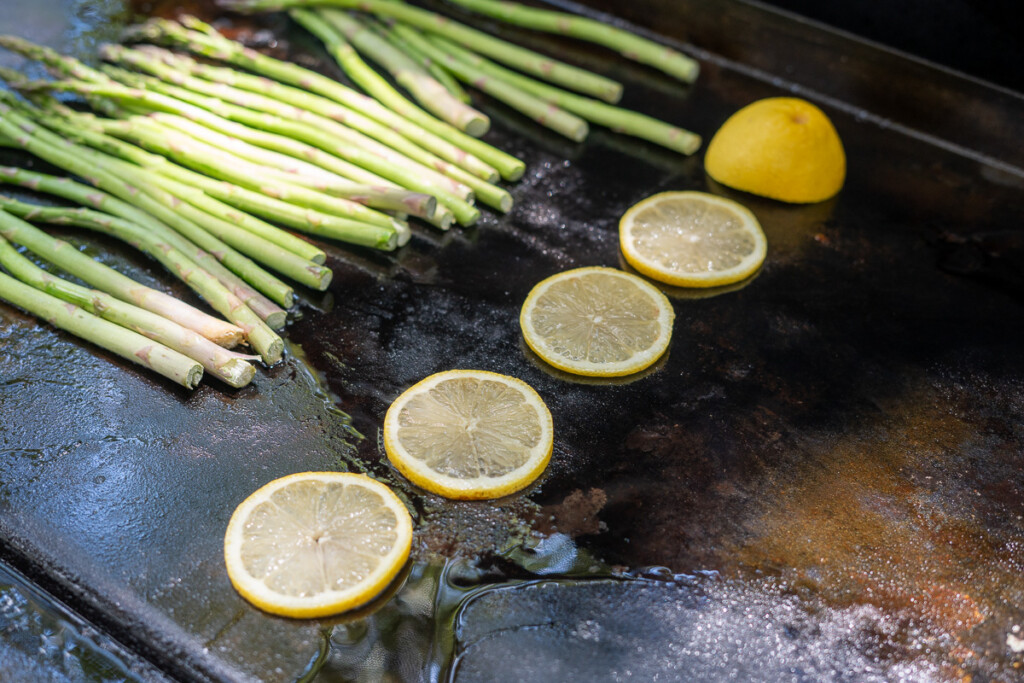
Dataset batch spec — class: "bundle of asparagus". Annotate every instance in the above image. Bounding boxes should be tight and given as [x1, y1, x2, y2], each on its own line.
[218, 0, 702, 153]
[0, 206, 257, 389]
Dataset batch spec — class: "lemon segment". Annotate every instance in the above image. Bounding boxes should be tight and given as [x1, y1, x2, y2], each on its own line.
[619, 191, 767, 288]
[520, 266, 674, 377]
[704, 97, 845, 204]
[224, 472, 412, 618]
[383, 370, 553, 500]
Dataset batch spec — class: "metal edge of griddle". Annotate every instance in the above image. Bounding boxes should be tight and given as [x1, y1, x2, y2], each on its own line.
[542, 0, 1024, 174]
[0, 516, 249, 682]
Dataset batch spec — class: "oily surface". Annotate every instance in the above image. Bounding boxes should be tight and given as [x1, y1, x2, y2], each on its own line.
[1, 0, 1023, 680]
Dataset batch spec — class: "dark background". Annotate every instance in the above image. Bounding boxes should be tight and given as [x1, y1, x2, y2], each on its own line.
[757, 0, 1024, 93]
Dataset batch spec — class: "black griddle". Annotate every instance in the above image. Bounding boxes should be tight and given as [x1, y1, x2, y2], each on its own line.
[1, 0, 1023, 680]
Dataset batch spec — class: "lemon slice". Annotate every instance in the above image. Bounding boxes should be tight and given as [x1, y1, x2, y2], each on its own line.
[619, 191, 767, 288]
[383, 370, 553, 500]
[224, 472, 412, 618]
[520, 266, 674, 377]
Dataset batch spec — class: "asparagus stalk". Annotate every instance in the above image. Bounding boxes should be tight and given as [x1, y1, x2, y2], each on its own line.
[0, 113, 289, 350]
[31, 93, 335, 268]
[427, 35, 701, 155]
[371, 19, 470, 104]
[0, 195, 284, 364]
[151, 114, 437, 218]
[325, 11, 489, 136]
[0, 233, 255, 387]
[294, 8, 525, 182]
[39, 107, 332, 268]
[103, 46, 476, 203]
[0, 35, 109, 84]
[0, 98, 295, 319]
[57, 109, 402, 248]
[392, 22, 588, 142]
[140, 46, 513, 212]
[224, 0, 624, 103]
[150, 113, 437, 218]
[443, 0, 699, 83]
[0, 263, 203, 389]
[0, 205, 244, 346]
[125, 17, 507, 182]
[76, 146, 336, 291]
[97, 61, 478, 223]
[96, 107, 408, 230]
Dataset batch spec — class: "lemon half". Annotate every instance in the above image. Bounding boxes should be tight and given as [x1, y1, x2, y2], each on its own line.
[619, 191, 767, 288]
[224, 472, 412, 618]
[704, 97, 846, 203]
[520, 266, 674, 377]
[383, 369, 553, 500]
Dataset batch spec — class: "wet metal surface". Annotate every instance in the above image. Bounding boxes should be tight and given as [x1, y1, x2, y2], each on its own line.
[1, 0, 1024, 681]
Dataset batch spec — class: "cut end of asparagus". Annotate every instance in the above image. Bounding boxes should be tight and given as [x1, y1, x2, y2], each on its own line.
[311, 264, 333, 291]
[503, 160, 527, 182]
[219, 357, 257, 388]
[184, 363, 204, 389]
[497, 192, 513, 213]
[393, 218, 412, 246]
[265, 309, 288, 330]
[464, 115, 489, 138]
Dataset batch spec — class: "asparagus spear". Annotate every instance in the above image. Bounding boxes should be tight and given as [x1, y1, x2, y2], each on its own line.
[0, 264, 203, 389]
[97, 107, 410, 230]
[443, 0, 699, 83]
[37, 106, 333, 268]
[149, 113, 438, 218]
[371, 19, 470, 104]
[293, 8, 526, 183]
[75, 145, 336, 290]
[125, 17, 509, 182]
[0, 233, 255, 387]
[103, 45, 477, 203]
[426, 35, 701, 155]
[324, 11, 489, 136]
[0, 202, 243, 346]
[0, 114, 289, 352]
[391, 22, 588, 142]
[224, 0, 624, 103]
[0, 97, 295, 319]
[0, 195, 284, 364]
[96, 66, 481, 226]
[97, 62, 479, 224]
[136, 45, 513, 212]
[49, 107, 403, 248]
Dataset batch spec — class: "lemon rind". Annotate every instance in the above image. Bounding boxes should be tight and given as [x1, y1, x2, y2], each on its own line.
[224, 471, 413, 618]
[383, 370, 554, 500]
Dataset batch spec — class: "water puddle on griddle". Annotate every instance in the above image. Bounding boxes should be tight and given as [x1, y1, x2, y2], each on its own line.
[297, 533, 959, 682]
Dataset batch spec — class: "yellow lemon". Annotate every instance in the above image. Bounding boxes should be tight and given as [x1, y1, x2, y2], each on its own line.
[619, 191, 767, 288]
[520, 266, 674, 377]
[383, 369, 553, 500]
[224, 472, 412, 618]
[704, 97, 845, 203]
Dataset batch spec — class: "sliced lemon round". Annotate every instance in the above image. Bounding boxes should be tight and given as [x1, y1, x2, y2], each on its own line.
[520, 266, 674, 377]
[383, 369, 553, 500]
[619, 191, 767, 288]
[224, 472, 412, 618]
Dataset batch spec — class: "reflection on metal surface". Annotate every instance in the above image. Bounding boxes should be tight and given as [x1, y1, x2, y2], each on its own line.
[0, 560, 160, 681]
[1, 0, 1023, 680]
[519, 335, 670, 386]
